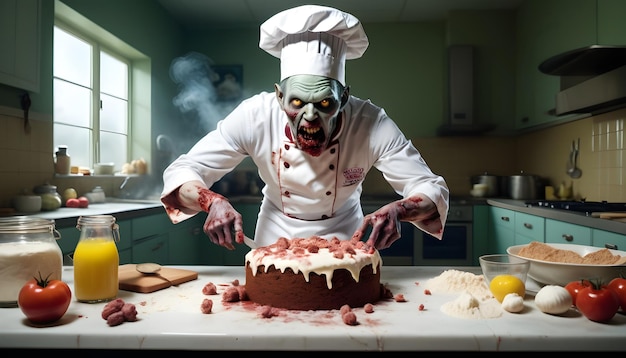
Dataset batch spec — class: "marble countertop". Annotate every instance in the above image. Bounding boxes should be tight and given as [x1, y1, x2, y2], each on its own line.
[1, 266, 625, 352]
[15, 199, 164, 228]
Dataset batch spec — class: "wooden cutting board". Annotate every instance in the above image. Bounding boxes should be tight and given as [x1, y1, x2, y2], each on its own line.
[118, 264, 198, 293]
[591, 212, 626, 220]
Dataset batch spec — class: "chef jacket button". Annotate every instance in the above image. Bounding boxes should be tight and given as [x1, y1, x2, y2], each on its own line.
[330, 148, 336, 154]
[329, 164, 335, 170]
[325, 191, 332, 196]
[284, 144, 290, 150]
[284, 162, 290, 168]
[284, 191, 290, 197]
[321, 215, 329, 219]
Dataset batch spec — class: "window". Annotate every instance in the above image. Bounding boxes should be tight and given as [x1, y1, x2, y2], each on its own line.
[53, 25, 129, 171]
[53, 0, 151, 176]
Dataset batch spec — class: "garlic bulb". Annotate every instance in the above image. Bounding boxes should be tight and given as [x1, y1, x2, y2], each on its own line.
[535, 285, 572, 315]
[502, 293, 524, 313]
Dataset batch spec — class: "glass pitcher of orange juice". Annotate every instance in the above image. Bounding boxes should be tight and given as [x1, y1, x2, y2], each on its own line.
[73, 215, 119, 303]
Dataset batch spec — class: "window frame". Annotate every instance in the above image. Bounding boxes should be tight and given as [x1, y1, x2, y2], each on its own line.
[53, 0, 151, 176]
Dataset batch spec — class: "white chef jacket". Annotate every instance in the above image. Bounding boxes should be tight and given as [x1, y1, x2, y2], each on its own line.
[161, 92, 449, 247]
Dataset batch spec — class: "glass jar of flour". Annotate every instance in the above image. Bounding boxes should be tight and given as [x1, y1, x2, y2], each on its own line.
[0, 217, 63, 307]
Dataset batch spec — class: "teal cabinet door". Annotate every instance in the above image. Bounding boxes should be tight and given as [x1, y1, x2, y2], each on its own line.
[545, 219, 592, 245]
[473, 205, 490, 264]
[168, 215, 206, 265]
[488, 207, 515, 254]
[592, 229, 626, 250]
[132, 234, 169, 264]
[514, 212, 545, 245]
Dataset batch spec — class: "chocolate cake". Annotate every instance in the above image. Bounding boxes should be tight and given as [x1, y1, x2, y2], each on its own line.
[244, 236, 384, 310]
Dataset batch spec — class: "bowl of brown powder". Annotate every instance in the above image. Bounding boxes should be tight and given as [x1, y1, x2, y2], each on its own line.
[507, 242, 626, 286]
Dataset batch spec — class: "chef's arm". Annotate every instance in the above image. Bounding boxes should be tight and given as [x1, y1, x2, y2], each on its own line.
[163, 180, 246, 250]
[352, 194, 442, 250]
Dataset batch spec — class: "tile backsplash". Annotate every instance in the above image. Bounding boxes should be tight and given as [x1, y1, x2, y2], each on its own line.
[364, 108, 626, 202]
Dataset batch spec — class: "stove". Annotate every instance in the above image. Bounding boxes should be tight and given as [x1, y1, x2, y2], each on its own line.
[525, 200, 626, 215]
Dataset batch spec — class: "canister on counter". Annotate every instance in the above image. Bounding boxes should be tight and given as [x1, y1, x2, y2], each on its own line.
[73, 215, 120, 303]
[0, 217, 63, 307]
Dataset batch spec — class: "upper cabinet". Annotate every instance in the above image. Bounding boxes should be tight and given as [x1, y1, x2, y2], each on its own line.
[515, 0, 597, 130]
[597, 0, 626, 44]
[0, 0, 41, 93]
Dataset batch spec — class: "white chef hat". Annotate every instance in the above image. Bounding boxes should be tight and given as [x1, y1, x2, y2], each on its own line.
[259, 5, 369, 86]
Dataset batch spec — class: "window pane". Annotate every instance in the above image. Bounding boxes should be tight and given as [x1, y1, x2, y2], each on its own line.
[101, 51, 128, 99]
[53, 27, 91, 87]
[53, 124, 92, 169]
[100, 93, 128, 133]
[53, 79, 92, 127]
[100, 132, 127, 172]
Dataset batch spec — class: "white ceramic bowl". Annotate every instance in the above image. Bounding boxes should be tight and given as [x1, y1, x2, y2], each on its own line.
[507, 243, 626, 286]
[94, 163, 115, 175]
[12, 195, 42, 213]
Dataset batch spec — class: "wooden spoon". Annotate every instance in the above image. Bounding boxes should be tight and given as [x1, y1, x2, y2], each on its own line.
[135, 263, 176, 287]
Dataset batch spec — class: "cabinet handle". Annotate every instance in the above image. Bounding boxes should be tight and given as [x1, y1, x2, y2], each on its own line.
[523, 222, 532, 229]
[501, 216, 510, 222]
[562, 234, 573, 242]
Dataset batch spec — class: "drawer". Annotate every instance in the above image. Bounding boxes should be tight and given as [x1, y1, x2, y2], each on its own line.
[514, 212, 544, 244]
[592, 229, 626, 250]
[545, 219, 592, 245]
[132, 212, 174, 241]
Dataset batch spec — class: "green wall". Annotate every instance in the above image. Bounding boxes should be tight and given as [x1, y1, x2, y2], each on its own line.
[0, 1, 517, 139]
[181, 10, 516, 137]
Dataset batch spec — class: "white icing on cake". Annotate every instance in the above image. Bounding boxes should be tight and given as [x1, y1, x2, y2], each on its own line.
[245, 244, 382, 289]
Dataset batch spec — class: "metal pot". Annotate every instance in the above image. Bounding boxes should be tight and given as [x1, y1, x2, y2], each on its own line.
[507, 173, 542, 200]
[470, 173, 501, 197]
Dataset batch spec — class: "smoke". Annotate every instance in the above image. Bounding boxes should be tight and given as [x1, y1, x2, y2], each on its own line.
[169, 52, 236, 133]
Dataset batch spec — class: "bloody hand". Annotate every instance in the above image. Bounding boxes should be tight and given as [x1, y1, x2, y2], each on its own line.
[202, 196, 245, 250]
[352, 194, 440, 250]
[172, 181, 247, 250]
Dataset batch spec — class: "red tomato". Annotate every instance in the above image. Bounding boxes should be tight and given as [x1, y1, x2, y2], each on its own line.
[564, 279, 591, 307]
[18, 272, 72, 324]
[576, 281, 620, 323]
[66, 198, 80, 208]
[77, 196, 89, 208]
[607, 277, 626, 312]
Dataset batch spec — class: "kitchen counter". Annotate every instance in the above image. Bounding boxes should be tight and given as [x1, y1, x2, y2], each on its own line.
[17, 200, 164, 229]
[1, 266, 625, 352]
[487, 198, 626, 235]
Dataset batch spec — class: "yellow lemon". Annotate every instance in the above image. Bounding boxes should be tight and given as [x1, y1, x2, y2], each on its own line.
[489, 274, 526, 303]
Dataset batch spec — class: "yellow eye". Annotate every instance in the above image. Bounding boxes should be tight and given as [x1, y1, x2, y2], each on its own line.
[292, 99, 302, 107]
[320, 99, 330, 108]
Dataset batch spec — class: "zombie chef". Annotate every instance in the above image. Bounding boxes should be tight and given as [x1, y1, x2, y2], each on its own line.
[160, 5, 449, 250]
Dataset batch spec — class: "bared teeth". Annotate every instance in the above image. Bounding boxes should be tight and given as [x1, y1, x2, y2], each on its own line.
[302, 127, 320, 134]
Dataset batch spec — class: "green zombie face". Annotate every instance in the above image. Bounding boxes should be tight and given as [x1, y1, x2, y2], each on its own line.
[275, 75, 349, 156]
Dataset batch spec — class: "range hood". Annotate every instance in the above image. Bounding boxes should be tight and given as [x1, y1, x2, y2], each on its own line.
[437, 45, 495, 136]
[539, 45, 626, 116]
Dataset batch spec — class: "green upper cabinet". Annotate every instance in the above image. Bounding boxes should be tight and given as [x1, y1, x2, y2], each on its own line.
[515, 0, 597, 130]
[0, 0, 41, 92]
[597, 0, 626, 44]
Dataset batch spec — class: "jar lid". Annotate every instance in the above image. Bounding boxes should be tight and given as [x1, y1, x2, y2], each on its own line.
[33, 183, 58, 194]
[0, 216, 56, 234]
